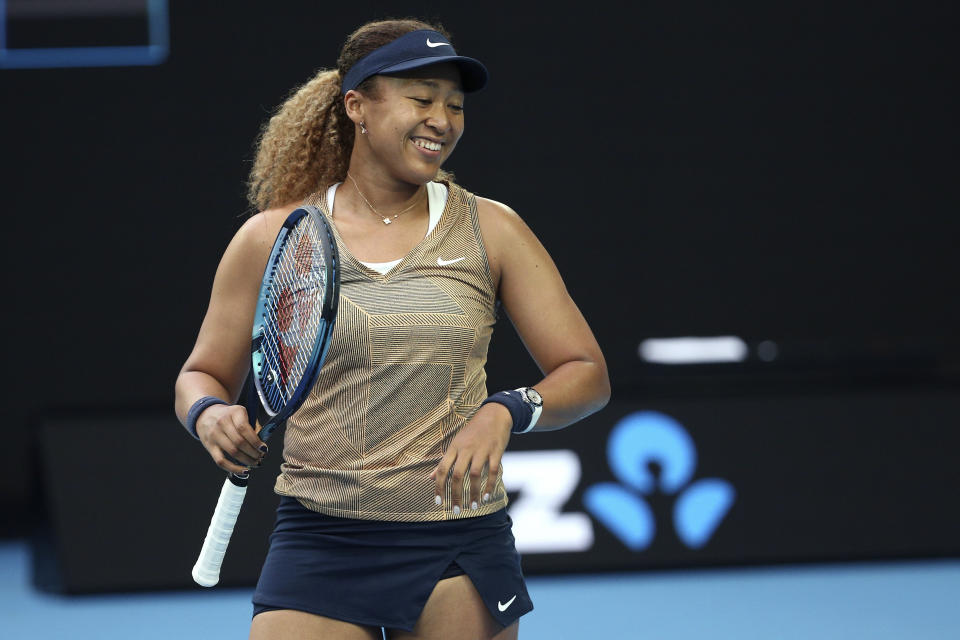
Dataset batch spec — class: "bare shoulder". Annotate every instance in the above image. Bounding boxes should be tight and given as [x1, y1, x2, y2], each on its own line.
[475, 196, 528, 237]
[233, 202, 300, 253]
[477, 193, 553, 256]
[475, 196, 544, 287]
[215, 202, 301, 287]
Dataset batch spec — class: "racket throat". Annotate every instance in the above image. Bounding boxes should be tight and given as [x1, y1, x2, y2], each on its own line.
[258, 419, 284, 442]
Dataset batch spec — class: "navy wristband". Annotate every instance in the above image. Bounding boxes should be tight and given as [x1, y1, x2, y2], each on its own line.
[481, 390, 534, 434]
[185, 396, 228, 440]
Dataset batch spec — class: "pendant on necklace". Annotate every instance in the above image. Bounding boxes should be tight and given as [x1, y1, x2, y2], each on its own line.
[383, 218, 392, 225]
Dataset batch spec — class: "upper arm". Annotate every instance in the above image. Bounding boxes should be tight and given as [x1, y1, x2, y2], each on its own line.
[179, 206, 295, 400]
[476, 197, 605, 376]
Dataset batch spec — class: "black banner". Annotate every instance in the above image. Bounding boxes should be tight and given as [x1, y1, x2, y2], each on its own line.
[508, 388, 960, 573]
[35, 386, 960, 592]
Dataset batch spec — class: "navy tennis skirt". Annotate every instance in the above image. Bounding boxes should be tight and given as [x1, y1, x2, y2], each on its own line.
[252, 496, 533, 631]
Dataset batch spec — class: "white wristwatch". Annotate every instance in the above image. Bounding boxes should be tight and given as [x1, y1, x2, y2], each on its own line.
[514, 387, 543, 433]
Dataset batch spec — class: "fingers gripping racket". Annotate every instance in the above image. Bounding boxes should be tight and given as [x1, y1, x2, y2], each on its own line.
[192, 206, 339, 587]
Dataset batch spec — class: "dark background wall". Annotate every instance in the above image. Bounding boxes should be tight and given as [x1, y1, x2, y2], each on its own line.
[2, 1, 958, 585]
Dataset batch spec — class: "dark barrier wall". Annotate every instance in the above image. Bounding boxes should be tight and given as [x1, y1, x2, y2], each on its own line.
[3, 2, 958, 578]
[36, 388, 960, 592]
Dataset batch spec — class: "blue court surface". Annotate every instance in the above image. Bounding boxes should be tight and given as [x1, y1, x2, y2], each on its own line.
[3, 540, 957, 639]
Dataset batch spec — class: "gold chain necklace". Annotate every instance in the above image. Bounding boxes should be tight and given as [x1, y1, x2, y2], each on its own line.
[347, 173, 424, 225]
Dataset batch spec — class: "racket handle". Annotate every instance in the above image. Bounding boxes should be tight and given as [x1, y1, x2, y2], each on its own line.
[192, 474, 248, 587]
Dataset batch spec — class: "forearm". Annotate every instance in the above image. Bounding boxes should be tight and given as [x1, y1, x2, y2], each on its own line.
[527, 358, 610, 431]
[174, 369, 237, 426]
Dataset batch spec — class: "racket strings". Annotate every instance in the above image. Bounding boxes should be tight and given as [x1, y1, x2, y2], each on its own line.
[257, 220, 328, 414]
[267, 231, 325, 373]
[262, 240, 323, 406]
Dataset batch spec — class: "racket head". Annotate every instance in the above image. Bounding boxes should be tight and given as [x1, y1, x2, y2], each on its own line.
[250, 206, 339, 435]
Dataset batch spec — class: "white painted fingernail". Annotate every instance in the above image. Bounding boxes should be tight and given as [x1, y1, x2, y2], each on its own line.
[471, 501, 478, 510]
[483, 493, 490, 503]
[435, 495, 442, 506]
[453, 505, 461, 515]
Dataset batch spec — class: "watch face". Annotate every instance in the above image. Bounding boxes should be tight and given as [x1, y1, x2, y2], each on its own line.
[522, 387, 543, 406]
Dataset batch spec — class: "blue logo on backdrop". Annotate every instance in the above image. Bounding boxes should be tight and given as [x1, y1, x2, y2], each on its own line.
[584, 411, 735, 550]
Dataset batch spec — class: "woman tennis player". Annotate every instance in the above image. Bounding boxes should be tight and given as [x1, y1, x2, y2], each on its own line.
[175, 18, 610, 640]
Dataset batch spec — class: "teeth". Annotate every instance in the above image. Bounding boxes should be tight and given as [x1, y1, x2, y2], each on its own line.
[413, 138, 442, 151]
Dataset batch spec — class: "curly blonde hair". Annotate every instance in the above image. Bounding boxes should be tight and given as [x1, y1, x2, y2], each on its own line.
[247, 19, 455, 211]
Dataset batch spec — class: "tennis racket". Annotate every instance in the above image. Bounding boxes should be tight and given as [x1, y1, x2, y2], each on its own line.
[192, 205, 339, 587]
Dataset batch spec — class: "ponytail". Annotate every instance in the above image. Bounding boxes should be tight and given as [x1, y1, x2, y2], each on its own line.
[247, 69, 355, 211]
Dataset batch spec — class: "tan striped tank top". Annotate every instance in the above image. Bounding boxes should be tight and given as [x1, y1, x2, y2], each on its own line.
[273, 182, 508, 521]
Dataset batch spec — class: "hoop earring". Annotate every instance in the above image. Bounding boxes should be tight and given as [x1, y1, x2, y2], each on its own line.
[360, 121, 367, 135]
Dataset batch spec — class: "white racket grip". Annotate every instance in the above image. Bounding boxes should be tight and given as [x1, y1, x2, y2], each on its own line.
[192, 477, 248, 587]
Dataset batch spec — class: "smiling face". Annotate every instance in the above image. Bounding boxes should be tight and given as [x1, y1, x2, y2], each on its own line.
[345, 63, 465, 186]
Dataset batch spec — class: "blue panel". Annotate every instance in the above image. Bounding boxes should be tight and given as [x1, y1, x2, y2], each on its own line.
[0, 0, 168, 69]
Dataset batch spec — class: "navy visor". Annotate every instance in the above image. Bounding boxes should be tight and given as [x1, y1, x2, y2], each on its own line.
[342, 30, 488, 94]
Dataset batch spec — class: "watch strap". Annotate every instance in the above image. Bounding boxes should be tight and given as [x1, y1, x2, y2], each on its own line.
[515, 387, 542, 433]
[480, 388, 542, 434]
